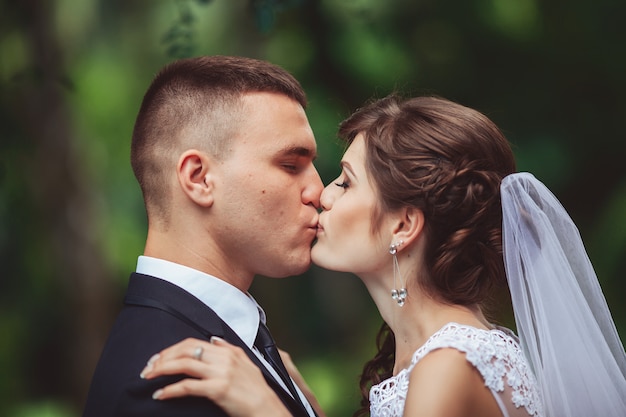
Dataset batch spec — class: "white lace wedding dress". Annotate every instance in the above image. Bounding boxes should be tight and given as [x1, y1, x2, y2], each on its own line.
[369, 322, 543, 417]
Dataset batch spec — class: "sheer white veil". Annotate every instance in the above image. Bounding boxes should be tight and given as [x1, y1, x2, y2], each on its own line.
[501, 172, 626, 417]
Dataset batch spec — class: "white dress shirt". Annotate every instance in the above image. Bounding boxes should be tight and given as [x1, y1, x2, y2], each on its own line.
[136, 256, 315, 416]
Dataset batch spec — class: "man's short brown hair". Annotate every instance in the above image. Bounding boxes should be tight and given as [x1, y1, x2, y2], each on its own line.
[130, 55, 306, 224]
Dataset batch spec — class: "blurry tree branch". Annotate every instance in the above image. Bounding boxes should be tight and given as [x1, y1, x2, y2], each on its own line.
[4, 0, 118, 411]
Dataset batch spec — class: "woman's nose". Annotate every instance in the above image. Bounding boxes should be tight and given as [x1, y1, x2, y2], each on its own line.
[319, 183, 335, 211]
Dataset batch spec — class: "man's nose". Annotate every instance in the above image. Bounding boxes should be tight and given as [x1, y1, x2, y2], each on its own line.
[303, 166, 323, 208]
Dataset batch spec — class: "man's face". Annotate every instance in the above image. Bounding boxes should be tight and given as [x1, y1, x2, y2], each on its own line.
[210, 92, 322, 280]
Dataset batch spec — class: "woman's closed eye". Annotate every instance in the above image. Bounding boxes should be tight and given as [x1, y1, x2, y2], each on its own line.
[335, 180, 350, 189]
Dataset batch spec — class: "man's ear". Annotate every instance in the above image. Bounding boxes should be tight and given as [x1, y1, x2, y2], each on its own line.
[391, 207, 425, 250]
[177, 150, 215, 208]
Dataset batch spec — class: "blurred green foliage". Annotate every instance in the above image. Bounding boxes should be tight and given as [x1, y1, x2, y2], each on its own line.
[1, 0, 625, 416]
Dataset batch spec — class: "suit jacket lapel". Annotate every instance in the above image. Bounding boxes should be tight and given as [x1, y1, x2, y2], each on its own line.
[125, 273, 311, 417]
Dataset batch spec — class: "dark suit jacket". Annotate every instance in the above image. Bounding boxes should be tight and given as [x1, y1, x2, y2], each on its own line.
[82, 273, 310, 417]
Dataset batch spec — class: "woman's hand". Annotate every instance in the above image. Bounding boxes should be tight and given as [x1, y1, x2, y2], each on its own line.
[140, 337, 291, 417]
[279, 349, 326, 417]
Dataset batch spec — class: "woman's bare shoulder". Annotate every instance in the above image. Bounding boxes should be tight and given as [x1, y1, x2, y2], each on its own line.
[403, 347, 502, 417]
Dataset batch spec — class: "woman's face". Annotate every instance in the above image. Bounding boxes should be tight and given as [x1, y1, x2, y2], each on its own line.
[312, 134, 390, 275]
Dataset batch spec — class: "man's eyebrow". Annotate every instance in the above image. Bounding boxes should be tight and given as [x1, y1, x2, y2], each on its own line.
[278, 146, 318, 160]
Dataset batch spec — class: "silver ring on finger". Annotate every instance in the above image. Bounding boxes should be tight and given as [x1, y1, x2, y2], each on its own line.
[192, 346, 204, 361]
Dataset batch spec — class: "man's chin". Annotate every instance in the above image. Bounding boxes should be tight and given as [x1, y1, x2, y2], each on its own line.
[266, 258, 312, 278]
[293, 258, 313, 275]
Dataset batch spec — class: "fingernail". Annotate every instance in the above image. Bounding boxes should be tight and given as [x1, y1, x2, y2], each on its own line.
[140, 364, 152, 379]
[147, 353, 160, 365]
[210, 336, 225, 344]
[140, 353, 160, 378]
[152, 389, 163, 400]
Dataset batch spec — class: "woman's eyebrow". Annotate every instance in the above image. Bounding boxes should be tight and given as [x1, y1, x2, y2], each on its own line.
[340, 160, 356, 177]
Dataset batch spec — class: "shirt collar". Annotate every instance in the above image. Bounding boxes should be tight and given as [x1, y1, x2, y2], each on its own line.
[136, 256, 262, 347]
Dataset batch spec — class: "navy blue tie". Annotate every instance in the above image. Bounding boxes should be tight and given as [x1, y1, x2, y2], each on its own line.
[254, 321, 307, 411]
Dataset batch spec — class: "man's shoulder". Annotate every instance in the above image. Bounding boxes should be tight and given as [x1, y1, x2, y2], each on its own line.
[82, 291, 228, 417]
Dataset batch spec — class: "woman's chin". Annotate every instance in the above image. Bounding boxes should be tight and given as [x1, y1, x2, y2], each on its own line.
[311, 249, 343, 272]
[310, 247, 329, 269]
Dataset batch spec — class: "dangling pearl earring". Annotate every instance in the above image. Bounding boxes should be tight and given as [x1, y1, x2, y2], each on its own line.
[390, 241, 407, 307]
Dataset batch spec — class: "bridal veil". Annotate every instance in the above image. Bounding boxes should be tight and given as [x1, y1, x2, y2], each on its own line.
[501, 172, 626, 417]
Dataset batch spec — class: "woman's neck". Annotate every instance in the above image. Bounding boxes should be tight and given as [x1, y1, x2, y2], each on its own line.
[368, 282, 489, 374]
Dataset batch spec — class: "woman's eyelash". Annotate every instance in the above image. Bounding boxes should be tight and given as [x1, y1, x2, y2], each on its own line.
[335, 181, 349, 188]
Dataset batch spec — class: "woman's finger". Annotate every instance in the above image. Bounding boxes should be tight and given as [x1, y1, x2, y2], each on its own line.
[151, 337, 214, 362]
[141, 357, 211, 380]
[152, 378, 228, 401]
[144, 336, 235, 365]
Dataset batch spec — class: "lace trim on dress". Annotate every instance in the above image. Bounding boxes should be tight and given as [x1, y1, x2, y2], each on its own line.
[369, 323, 543, 417]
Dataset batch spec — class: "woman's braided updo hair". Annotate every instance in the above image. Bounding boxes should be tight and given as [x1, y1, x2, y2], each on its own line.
[340, 95, 516, 416]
